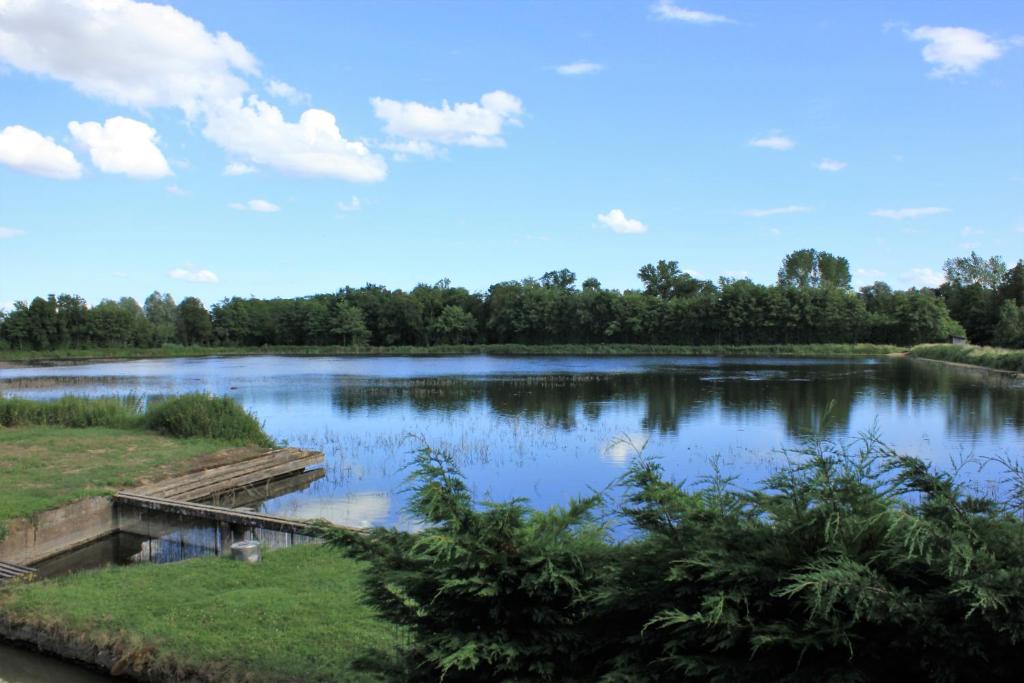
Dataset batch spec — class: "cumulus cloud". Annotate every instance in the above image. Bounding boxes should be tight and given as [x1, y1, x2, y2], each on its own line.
[0, 0, 386, 182]
[378, 139, 439, 160]
[870, 207, 950, 219]
[230, 198, 279, 212]
[0, 226, 26, 238]
[337, 196, 361, 212]
[749, 134, 795, 151]
[597, 209, 647, 234]
[555, 61, 603, 76]
[906, 26, 1004, 77]
[818, 158, 847, 172]
[204, 96, 387, 182]
[372, 90, 523, 150]
[901, 267, 944, 288]
[223, 162, 256, 175]
[651, 1, 733, 24]
[741, 205, 811, 217]
[266, 79, 309, 104]
[0, 124, 82, 179]
[68, 116, 172, 178]
[168, 266, 219, 283]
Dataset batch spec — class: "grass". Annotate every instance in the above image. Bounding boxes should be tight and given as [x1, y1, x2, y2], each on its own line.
[0, 426, 233, 530]
[0, 342, 906, 362]
[908, 343, 1024, 373]
[0, 545, 402, 682]
[0, 393, 273, 446]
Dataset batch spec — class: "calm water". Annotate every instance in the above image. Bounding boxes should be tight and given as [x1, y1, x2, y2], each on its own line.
[3, 355, 1022, 528]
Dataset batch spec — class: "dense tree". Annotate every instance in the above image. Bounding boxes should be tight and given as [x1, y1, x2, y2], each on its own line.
[144, 291, 178, 345]
[176, 297, 213, 345]
[993, 300, 1024, 348]
[778, 248, 851, 289]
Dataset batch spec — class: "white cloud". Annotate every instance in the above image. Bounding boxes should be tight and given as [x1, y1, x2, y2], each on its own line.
[960, 225, 983, 236]
[0, 125, 82, 179]
[0, 226, 26, 238]
[166, 184, 188, 196]
[337, 196, 361, 212]
[0, 0, 386, 182]
[906, 26, 1003, 77]
[555, 61, 603, 76]
[266, 79, 309, 104]
[372, 90, 523, 150]
[230, 198, 280, 212]
[741, 205, 811, 217]
[769, 227, 782, 237]
[597, 209, 647, 234]
[900, 267, 944, 288]
[854, 268, 887, 286]
[223, 162, 256, 175]
[204, 97, 387, 182]
[168, 266, 219, 283]
[817, 158, 847, 172]
[0, 0, 256, 116]
[379, 139, 439, 160]
[749, 134, 795, 151]
[651, 1, 733, 24]
[870, 207, 950, 219]
[68, 116, 172, 178]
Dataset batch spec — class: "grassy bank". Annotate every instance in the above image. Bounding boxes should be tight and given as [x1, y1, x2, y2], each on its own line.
[0, 426, 239, 530]
[0, 545, 401, 682]
[908, 343, 1024, 373]
[0, 394, 275, 538]
[0, 342, 906, 363]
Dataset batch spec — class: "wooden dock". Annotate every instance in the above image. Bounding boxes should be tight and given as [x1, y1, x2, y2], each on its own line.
[114, 447, 331, 549]
[0, 560, 36, 583]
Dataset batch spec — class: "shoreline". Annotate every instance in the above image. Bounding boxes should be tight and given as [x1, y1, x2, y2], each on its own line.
[0, 342, 906, 366]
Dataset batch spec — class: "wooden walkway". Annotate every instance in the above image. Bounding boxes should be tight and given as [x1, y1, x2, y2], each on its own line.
[115, 447, 328, 537]
[0, 560, 36, 582]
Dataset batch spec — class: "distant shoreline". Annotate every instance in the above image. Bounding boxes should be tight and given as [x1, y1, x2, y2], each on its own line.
[0, 343, 905, 365]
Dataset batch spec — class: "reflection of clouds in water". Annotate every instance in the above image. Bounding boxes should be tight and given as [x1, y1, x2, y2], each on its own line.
[277, 491, 391, 529]
[601, 433, 649, 466]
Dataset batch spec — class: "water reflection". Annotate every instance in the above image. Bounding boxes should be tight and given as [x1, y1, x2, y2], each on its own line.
[3, 355, 1021, 530]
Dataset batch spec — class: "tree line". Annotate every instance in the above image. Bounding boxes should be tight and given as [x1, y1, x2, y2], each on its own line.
[2, 249, 1021, 351]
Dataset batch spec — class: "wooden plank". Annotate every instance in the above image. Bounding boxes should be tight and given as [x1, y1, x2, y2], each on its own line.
[0, 560, 36, 581]
[114, 493, 326, 534]
[128, 448, 317, 498]
[160, 454, 324, 502]
[201, 469, 326, 508]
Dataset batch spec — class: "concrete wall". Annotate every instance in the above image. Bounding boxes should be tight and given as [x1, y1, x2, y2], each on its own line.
[0, 498, 117, 566]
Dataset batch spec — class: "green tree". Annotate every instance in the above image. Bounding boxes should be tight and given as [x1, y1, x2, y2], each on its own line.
[144, 291, 178, 344]
[778, 249, 851, 289]
[428, 305, 478, 344]
[176, 297, 213, 345]
[992, 300, 1024, 348]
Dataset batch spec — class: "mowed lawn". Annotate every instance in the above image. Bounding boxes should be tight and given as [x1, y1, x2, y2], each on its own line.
[0, 426, 249, 528]
[0, 545, 403, 682]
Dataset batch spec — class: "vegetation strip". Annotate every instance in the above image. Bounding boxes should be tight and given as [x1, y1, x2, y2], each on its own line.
[1, 342, 906, 363]
[907, 343, 1024, 373]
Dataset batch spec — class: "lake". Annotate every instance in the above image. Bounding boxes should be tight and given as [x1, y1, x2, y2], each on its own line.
[3, 355, 1022, 529]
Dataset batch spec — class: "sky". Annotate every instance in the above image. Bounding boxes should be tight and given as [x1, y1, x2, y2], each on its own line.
[0, 0, 1022, 310]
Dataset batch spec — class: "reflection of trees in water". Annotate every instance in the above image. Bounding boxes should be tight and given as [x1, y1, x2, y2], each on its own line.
[327, 361, 1023, 438]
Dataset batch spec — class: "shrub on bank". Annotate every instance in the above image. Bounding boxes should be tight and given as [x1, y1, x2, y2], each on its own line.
[322, 439, 1024, 681]
[143, 393, 274, 447]
[908, 343, 1024, 373]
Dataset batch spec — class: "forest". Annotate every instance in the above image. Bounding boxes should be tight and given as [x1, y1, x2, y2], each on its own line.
[2, 250, 1022, 351]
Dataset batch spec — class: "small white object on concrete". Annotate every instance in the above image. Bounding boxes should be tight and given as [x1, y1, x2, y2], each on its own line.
[230, 540, 261, 563]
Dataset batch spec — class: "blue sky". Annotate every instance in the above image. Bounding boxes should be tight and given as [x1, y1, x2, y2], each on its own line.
[1, 0, 1022, 309]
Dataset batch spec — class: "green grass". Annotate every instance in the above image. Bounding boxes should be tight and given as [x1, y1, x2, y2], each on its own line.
[0, 342, 906, 362]
[0, 426, 230, 529]
[0, 545, 402, 682]
[0, 393, 273, 446]
[908, 343, 1024, 373]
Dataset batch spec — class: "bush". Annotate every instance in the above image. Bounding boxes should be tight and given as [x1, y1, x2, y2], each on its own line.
[322, 438, 1024, 681]
[908, 343, 1024, 373]
[0, 395, 142, 428]
[143, 393, 274, 446]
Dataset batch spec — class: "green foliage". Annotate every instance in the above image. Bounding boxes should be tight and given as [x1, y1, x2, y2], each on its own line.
[323, 437, 1024, 681]
[908, 343, 1024, 373]
[778, 248, 852, 290]
[0, 394, 142, 428]
[143, 393, 274, 446]
[993, 300, 1024, 349]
